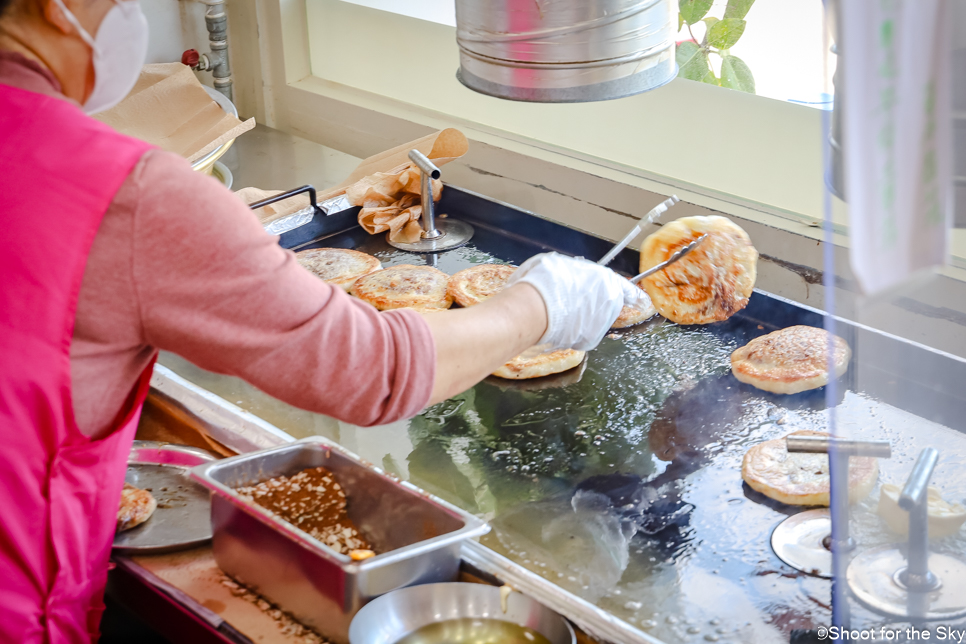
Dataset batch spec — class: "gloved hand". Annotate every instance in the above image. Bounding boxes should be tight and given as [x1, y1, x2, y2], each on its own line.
[507, 252, 650, 351]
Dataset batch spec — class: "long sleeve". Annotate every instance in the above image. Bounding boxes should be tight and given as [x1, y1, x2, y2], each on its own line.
[71, 149, 435, 436]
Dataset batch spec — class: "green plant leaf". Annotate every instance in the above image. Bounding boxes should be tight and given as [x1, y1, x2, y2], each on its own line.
[678, 12, 684, 32]
[720, 54, 756, 93]
[707, 18, 746, 50]
[701, 16, 719, 45]
[679, 0, 713, 25]
[702, 71, 720, 86]
[724, 0, 755, 20]
[676, 41, 710, 81]
[676, 40, 700, 67]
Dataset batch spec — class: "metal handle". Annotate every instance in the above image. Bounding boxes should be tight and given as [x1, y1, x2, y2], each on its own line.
[408, 149, 440, 179]
[598, 195, 679, 267]
[898, 447, 941, 592]
[786, 435, 891, 557]
[786, 435, 892, 459]
[247, 184, 318, 213]
[899, 447, 939, 510]
[408, 150, 442, 239]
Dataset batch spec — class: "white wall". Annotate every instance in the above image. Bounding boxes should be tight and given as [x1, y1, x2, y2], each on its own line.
[141, 0, 214, 80]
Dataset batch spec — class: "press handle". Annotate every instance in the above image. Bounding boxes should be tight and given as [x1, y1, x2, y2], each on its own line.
[786, 435, 892, 459]
[897, 447, 941, 592]
[408, 150, 442, 239]
[408, 149, 440, 178]
[899, 447, 939, 511]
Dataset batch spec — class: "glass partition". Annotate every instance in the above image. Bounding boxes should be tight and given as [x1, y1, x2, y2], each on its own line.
[830, 283, 966, 640]
[823, 1, 966, 639]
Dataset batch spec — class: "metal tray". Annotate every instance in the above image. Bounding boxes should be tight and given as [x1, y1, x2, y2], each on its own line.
[113, 441, 217, 554]
[190, 436, 490, 644]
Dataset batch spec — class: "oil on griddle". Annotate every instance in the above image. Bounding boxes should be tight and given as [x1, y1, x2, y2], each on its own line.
[347, 238, 965, 644]
[162, 202, 966, 643]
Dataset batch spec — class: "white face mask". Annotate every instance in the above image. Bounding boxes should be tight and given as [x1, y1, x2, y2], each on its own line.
[50, 0, 149, 114]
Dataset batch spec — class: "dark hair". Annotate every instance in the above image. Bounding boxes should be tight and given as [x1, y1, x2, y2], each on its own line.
[0, 0, 14, 20]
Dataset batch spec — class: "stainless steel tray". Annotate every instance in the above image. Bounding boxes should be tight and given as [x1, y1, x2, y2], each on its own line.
[190, 436, 490, 644]
[113, 441, 217, 554]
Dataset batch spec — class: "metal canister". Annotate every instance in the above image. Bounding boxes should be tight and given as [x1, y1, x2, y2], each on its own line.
[455, 0, 677, 103]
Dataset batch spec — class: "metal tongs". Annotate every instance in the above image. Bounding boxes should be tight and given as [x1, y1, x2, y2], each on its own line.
[597, 196, 680, 267]
[630, 234, 707, 284]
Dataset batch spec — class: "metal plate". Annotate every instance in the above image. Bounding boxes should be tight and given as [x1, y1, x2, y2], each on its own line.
[848, 545, 966, 620]
[771, 509, 833, 578]
[386, 219, 475, 253]
[113, 441, 218, 554]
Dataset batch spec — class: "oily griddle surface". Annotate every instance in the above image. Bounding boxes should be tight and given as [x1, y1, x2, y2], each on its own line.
[285, 199, 966, 643]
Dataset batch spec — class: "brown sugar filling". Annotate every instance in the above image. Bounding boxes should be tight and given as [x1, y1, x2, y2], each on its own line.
[235, 466, 374, 555]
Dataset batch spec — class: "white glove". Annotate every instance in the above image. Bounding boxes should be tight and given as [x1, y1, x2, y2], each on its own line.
[507, 252, 650, 351]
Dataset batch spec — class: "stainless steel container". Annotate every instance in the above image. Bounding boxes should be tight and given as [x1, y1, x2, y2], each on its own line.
[192, 86, 237, 176]
[349, 582, 576, 644]
[455, 0, 677, 102]
[190, 437, 490, 644]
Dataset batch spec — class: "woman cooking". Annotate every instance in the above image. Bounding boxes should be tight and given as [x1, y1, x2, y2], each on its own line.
[0, 0, 647, 639]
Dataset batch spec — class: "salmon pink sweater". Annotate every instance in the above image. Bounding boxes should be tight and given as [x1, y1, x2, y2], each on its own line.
[0, 52, 435, 439]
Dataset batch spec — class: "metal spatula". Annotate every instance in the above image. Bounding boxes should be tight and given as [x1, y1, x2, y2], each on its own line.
[630, 234, 707, 284]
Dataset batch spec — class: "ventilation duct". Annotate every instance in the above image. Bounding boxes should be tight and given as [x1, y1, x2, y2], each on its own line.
[455, 0, 678, 103]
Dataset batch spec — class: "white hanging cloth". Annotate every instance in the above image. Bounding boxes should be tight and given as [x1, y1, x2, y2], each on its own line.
[841, 0, 952, 295]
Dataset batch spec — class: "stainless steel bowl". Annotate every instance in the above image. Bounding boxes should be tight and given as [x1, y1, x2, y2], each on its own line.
[348, 582, 576, 644]
[192, 86, 238, 175]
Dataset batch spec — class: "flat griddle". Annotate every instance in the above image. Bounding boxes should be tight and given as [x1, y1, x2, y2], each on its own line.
[273, 186, 966, 643]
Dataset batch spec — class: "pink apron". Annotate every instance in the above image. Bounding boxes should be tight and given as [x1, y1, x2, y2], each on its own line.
[0, 83, 155, 642]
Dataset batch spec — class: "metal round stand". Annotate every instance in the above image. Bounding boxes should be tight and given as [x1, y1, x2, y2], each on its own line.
[847, 448, 966, 621]
[771, 509, 834, 578]
[847, 546, 966, 620]
[387, 218, 474, 254]
[386, 149, 474, 254]
[770, 435, 890, 578]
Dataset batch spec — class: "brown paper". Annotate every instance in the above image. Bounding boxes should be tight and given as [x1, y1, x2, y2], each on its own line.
[329, 129, 467, 242]
[316, 128, 469, 203]
[235, 187, 311, 226]
[96, 63, 255, 163]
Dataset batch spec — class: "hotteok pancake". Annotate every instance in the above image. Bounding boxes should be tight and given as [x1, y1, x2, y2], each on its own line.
[295, 248, 381, 291]
[351, 264, 452, 311]
[731, 325, 850, 394]
[639, 215, 757, 325]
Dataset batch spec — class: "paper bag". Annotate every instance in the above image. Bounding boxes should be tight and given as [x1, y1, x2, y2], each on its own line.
[96, 63, 255, 163]
[322, 129, 468, 243]
[317, 128, 469, 202]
